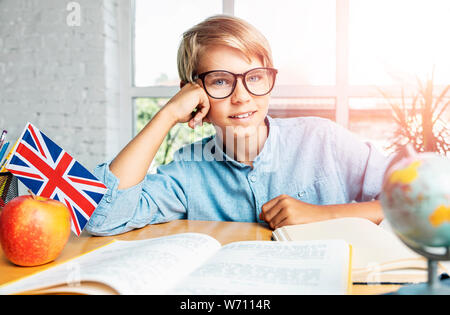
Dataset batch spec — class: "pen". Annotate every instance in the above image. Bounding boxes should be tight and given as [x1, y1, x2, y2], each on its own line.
[0, 138, 17, 172]
[0, 130, 7, 150]
[0, 141, 9, 163]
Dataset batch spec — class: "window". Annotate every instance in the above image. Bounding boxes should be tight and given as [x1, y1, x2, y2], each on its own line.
[347, 0, 450, 153]
[121, 0, 450, 168]
[134, 0, 222, 87]
[349, 0, 450, 86]
[235, 0, 336, 86]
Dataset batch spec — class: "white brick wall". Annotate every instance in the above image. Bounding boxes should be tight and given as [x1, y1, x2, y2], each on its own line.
[0, 0, 122, 175]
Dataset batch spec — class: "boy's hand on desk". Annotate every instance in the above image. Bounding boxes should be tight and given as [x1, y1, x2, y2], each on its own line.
[259, 194, 333, 230]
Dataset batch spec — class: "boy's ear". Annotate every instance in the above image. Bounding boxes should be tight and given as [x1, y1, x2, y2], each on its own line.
[180, 80, 187, 88]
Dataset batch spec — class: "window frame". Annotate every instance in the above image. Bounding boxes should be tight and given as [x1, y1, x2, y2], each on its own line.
[118, 0, 447, 148]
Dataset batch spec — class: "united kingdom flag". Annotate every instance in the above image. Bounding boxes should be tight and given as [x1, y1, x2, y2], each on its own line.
[5, 123, 107, 236]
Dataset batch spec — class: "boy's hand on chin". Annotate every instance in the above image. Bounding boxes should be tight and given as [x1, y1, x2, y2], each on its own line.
[260, 194, 334, 230]
[162, 82, 211, 129]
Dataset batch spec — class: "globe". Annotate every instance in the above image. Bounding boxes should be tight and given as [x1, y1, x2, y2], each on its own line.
[380, 152, 450, 248]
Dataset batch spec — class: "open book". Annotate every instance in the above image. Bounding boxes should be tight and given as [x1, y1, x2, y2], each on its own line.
[272, 217, 449, 284]
[0, 233, 351, 295]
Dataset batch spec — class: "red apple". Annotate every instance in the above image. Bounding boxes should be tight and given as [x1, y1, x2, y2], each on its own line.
[0, 195, 71, 266]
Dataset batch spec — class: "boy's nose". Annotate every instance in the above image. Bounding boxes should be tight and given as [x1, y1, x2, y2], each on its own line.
[230, 78, 251, 104]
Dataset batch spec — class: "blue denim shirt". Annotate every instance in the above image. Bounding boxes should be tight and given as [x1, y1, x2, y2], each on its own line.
[86, 116, 390, 236]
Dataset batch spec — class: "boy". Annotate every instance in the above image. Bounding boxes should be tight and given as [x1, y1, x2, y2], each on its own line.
[86, 15, 389, 236]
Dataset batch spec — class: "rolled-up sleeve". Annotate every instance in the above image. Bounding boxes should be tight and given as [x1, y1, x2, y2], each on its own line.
[85, 157, 188, 236]
[331, 123, 391, 202]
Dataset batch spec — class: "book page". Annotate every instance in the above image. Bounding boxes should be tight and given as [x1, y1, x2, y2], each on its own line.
[169, 240, 350, 295]
[0, 233, 221, 295]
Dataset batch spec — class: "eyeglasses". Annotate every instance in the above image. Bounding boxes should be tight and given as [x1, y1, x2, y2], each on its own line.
[194, 67, 278, 99]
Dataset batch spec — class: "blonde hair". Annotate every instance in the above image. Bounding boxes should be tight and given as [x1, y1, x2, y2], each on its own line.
[177, 15, 273, 83]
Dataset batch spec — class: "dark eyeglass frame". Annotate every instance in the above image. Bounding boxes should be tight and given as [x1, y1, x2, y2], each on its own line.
[193, 67, 278, 99]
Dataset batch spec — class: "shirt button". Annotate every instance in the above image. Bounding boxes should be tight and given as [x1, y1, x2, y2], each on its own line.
[105, 195, 112, 203]
[297, 192, 305, 198]
[249, 175, 257, 182]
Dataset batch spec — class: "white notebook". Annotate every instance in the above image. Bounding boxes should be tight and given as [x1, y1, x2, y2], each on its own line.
[272, 217, 449, 283]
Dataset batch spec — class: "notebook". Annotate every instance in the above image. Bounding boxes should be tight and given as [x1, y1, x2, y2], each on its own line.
[272, 217, 449, 283]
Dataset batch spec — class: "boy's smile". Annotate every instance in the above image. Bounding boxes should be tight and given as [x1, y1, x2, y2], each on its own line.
[229, 110, 257, 120]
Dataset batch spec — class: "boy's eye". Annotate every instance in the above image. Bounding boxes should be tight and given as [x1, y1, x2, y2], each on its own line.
[205, 72, 234, 88]
[207, 77, 232, 88]
[247, 75, 261, 82]
[213, 79, 229, 86]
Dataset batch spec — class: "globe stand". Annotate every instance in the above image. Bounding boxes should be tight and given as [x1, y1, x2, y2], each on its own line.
[393, 236, 450, 295]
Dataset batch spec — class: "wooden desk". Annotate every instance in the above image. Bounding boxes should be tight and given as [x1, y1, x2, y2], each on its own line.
[0, 220, 400, 295]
